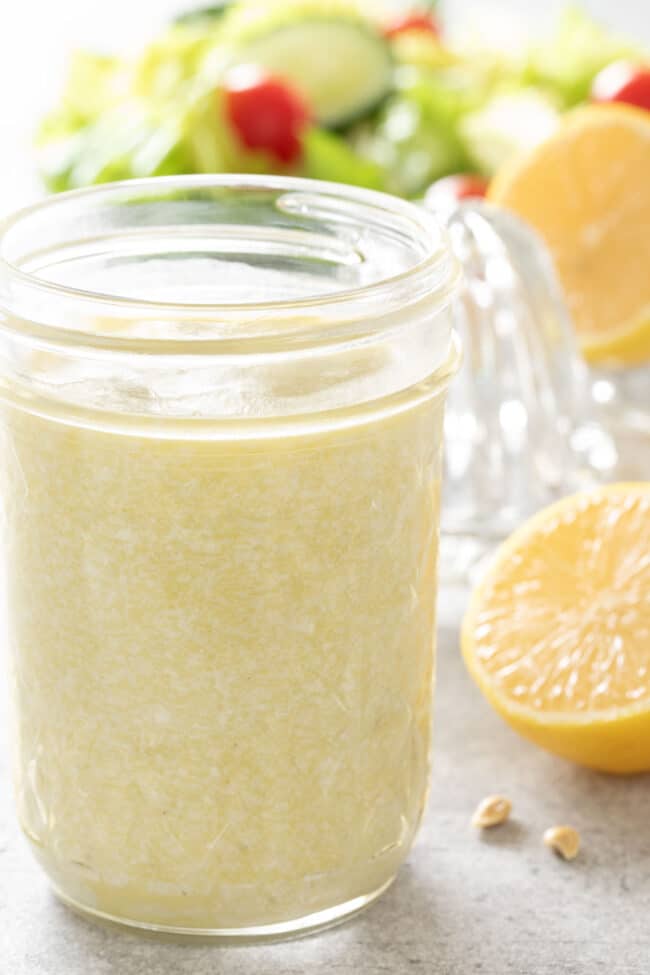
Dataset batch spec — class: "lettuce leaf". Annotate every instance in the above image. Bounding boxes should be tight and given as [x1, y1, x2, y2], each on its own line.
[133, 24, 221, 100]
[525, 7, 644, 107]
[348, 65, 484, 197]
[460, 87, 561, 176]
[303, 128, 385, 189]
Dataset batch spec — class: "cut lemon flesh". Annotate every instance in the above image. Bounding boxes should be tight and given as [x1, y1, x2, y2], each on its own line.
[490, 105, 650, 367]
[462, 483, 650, 773]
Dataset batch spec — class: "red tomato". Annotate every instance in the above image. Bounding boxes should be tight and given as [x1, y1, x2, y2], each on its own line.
[591, 61, 650, 112]
[426, 174, 489, 207]
[383, 12, 440, 40]
[225, 66, 311, 166]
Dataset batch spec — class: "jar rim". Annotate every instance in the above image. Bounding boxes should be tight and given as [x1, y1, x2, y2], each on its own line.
[0, 175, 459, 355]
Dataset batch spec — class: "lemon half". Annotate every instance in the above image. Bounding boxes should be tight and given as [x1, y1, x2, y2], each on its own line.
[490, 105, 650, 367]
[462, 483, 650, 773]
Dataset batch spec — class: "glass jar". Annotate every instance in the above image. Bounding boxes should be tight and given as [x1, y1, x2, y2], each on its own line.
[0, 176, 459, 939]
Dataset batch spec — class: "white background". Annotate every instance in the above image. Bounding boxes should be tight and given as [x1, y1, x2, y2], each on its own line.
[0, 0, 648, 214]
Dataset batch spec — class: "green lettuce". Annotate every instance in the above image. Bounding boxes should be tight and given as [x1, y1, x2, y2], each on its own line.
[348, 64, 492, 197]
[525, 7, 644, 107]
[133, 24, 221, 100]
[460, 87, 561, 176]
[37, 102, 196, 192]
[303, 128, 385, 189]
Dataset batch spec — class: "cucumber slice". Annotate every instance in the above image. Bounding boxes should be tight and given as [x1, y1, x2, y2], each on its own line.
[225, 11, 393, 128]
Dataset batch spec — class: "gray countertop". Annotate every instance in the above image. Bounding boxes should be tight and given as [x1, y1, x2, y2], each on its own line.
[3, 604, 649, 975]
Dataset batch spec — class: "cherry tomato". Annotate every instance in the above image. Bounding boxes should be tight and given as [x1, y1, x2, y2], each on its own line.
[383, 12, 440, 40]
[225, 66, 311, 166]
[591, 61, 650, 112]
[425, 174, 489, 209]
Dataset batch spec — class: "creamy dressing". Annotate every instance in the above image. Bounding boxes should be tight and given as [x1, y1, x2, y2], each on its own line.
[5, 382, 444, 931]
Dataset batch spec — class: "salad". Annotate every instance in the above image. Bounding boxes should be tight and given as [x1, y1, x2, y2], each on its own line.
[37, 1, 646, 199]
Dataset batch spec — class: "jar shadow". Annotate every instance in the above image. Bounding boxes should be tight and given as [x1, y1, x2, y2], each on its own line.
[475, 818, 528, 847]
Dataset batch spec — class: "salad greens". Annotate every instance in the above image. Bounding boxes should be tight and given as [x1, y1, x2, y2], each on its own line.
[525, 6, 642, 108]
[36, 1, 647, 198]
[173, 3, 234, 27]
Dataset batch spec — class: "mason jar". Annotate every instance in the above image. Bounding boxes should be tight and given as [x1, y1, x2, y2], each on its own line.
[0, 176, 459, 939]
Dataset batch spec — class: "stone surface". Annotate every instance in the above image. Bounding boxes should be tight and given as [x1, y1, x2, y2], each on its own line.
[2, 606, 649, 975]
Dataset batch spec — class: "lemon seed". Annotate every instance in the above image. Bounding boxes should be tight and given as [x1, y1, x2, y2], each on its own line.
[544, 825, 580, 861]
[471, 795, 512, 828]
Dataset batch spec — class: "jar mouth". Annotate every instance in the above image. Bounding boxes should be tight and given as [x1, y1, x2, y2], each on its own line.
[0, 175, 459, 354]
